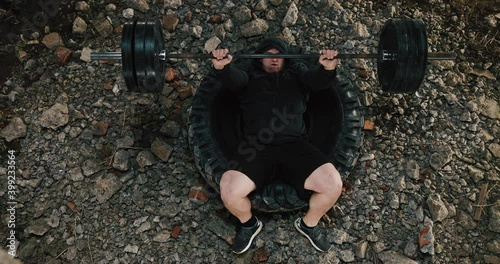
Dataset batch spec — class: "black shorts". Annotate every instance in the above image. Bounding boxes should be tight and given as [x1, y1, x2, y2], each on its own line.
[227, 139, 329, 199]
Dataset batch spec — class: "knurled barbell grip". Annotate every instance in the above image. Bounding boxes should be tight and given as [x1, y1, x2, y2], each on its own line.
[89, 51, 456, 61]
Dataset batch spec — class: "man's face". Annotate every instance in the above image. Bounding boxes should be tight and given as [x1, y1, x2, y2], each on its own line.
[261, 48, 284, 73]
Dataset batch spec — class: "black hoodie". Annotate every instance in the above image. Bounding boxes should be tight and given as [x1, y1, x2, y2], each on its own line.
[214, 38, 336, 143]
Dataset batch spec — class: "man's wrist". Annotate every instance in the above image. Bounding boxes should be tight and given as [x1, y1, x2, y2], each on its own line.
[213, 65, 225, 70]
[323, 66, 336, 71]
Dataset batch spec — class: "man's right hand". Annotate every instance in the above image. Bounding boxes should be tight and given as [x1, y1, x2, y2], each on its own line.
[211, 49, 232, 70]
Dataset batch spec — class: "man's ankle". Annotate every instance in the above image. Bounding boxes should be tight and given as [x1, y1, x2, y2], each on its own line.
[241, 215, 258, 228]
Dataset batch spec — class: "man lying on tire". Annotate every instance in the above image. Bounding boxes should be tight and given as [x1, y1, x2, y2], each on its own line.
[211, 37, 341, 254]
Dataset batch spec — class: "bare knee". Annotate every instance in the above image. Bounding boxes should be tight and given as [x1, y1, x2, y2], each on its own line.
[220, 170, 255, 203]
[307, 163, 343, 196]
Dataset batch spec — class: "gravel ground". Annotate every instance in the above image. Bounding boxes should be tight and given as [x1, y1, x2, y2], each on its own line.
[0, 0, 499, 263]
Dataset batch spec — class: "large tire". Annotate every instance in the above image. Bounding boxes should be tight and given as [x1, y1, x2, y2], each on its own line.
[188, 56, 364, 212]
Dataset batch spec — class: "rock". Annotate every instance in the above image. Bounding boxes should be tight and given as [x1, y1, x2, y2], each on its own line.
[93, 173, 123, 203]
[352, 22, 370, 38]
[427, 193, 449, 222]
[0, 248, 21, 264]
[456, 210, 477, 230]
[255, 0, 267, 11]
[176, 85, 195, 99]
[378, 250, 418, 264]
[160, 120, 181, 137]
[153, 230, 171, 242]
[241, 19, 269, 37]
[419, 218, 435, 255]
[75, 1, 90, 11]
[338, 249, 355, 262]
[486, 239, 500, 254]
[25, 218, 51, 236]
[42, 32, 63, 49]
[477, 96, 499, 119]
[188, 185, 209, 203]
[70, 167, 84, 181]
[488, 203, 500, 233]
[489, 143, 500, 158]
[393, 176, 406, 191]
[116, 136, 134, 148]
[282, 3, 298, 27]
[328, 228, 352, 245]
[136, 221, 151, 233]
[127, 0, 149, 12]
[191, 25, 203, 38]
[404, 239, 418, 257]
[122, 8, 134, 19]
[406, 160, 420, 180]
[273, 228, 290, 245]
[467, 166, 484, 183]
[233, 6, 252, 24]
[485, 255, 500, 264]
[164, 0, 183, 9]
[40, 103, 69, 130]
[204, 36, 221, 53]
[136, 150, 155, 168]
[105, 3, 116, 11]
[91, 18, 113, 38]
[353, 240, 368, 258]
[54, 46, 72, 65]
[80, 47, 92, 62]
[162, 14, 179, 32]
[151, 138, 173, 162]
[429, 149, 453, 170]
[270, 0, 282, 6]
[165, 67, 176, 82]
[469, 68, 496, 80]
[93, 121, 109, 136]
[124, 244, 139, 254]
[72, 17, 87, 34]
[208, 218, 235, 244]
[0, 117, 27, 142]
[82, 159, 102, 176]
[112, 150, 130, 171]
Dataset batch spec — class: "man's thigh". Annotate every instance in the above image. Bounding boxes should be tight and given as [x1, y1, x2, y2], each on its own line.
[277, 140, 329, 198]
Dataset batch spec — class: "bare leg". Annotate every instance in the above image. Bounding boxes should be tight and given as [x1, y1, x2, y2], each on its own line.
[220, 170, 257, 223]
[303, 163, 343, 227]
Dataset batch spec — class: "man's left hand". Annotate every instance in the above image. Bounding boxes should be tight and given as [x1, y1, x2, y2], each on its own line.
[319, 50, 338, 71]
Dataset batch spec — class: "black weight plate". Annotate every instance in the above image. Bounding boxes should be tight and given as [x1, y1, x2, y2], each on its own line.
[377, 19, 399, 92]
[144, 19, 166, 93]
[406, 19, 428, 93]
[134, 20, 148, 92]
[122, 20, 137, 92]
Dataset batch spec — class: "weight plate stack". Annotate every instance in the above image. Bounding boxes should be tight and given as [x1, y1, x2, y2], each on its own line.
[122, 20, 137, 91]
[133, 20, 148, 92]
[378, 19, 428, 93]
[144, 19, 166, 93]
[377, 19, 399, 93]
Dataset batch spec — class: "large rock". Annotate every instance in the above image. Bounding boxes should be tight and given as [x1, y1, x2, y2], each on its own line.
[42, 32, 63, 49]
[72, 17, 87, 34]
[282, 3, 298, 27]
[40, 103, 69, 130]
[489, 203, 500, 233]
[427, 193, 448, 222]
[93, 173, 123, 203]
[151, 138, 173, 162]
[0, 117, 27, 142]
[241, 19, 269, 37]
[378, 251, 418, 264]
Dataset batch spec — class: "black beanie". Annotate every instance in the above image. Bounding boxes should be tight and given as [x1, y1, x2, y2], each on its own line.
[254, 37, 288, 54]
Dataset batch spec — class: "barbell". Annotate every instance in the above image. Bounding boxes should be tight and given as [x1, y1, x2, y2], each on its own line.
[90, 18, 456, 94]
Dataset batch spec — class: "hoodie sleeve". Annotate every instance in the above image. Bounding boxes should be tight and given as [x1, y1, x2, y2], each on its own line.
[213, 65, 248, 91]
[292, 62, 337, 92]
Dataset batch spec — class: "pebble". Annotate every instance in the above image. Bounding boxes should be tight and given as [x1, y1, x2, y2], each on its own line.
[75, 1, 90, 11]
[122, 8, 134, 19]
[162, 14, 179, 32]
[241, 19, 269, 37]
[127, 0, 149, 12]
[378, 250, 418, 264]
[0, 117, 27, 142]
[282, 3, 298, 27]
[42, 32, 63, 49]
[72, 17, 87, 34]
[151, 138, 173, 162]
[40, 103, 69, 130]
[427, 193, 449, 222]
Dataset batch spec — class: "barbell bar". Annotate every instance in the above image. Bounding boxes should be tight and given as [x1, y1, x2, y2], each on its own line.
[90, 18, 456, 94]
[90, 51, 456, 60]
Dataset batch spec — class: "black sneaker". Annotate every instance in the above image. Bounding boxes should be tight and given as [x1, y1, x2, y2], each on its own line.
[231, 218, 263, 254]
[294, 218, 331, 252]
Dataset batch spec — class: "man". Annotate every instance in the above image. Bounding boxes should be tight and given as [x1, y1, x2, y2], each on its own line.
[211, 37, 342, 254]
